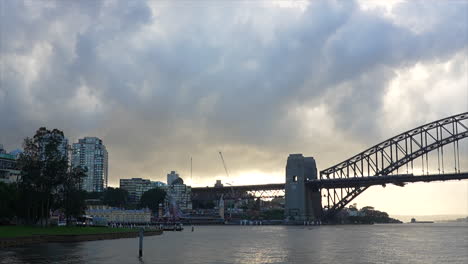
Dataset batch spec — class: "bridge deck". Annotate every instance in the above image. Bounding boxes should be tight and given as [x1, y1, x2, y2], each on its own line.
[308, 173, 468, 189]
[192, 183, 285, 193]
[192, 173, 468, 196]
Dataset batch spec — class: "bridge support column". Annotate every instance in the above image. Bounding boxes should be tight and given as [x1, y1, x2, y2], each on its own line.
[306, 186, 322, 223]
[285, 154, 322, 222]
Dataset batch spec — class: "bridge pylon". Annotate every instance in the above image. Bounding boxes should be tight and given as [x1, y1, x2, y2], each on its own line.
[285, 154, 322, 222]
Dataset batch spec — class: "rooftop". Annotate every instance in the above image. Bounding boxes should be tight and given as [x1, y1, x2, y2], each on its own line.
[0, 153, 16, 160]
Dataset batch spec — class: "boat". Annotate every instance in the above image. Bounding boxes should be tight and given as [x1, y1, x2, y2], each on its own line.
[162, 224, 184, 231]
[410, 218, 434, 224]
[155, 222, 184, 231]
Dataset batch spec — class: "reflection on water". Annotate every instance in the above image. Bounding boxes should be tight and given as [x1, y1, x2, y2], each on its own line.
[1, 223, 467, 264]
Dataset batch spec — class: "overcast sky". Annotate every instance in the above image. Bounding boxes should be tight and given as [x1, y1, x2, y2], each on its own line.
[0, 0, 467, 216]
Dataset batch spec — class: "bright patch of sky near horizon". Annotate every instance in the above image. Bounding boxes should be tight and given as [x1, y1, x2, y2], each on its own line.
[0, 0, 467, 215]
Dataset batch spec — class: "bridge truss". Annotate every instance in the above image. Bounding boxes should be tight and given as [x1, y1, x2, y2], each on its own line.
[320, 112, 468, 219]
[192, 184, 285, 201]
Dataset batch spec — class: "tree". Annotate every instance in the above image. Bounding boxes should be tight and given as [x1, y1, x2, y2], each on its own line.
[361, 206, 375, 211]
[349, 203, 358, 211]
[103, 187, 129, 207]
[193, 200, 215, 209]
[17, 127, 69, 226]
[0, 182, 18, 224]
[86, 191, 103, 200]
[139, 188, 166, 213]
[58, 166, 87, 225]
[260, 209, 284, 220]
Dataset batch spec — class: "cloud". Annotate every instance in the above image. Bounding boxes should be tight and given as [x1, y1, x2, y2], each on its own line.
[0, 0, 467, 214]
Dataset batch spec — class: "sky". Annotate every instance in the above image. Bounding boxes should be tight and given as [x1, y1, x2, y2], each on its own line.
[0, 0, 467, 216]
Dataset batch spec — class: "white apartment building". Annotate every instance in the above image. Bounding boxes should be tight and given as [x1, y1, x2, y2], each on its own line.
[167, 171, 179, 185]
[71, 137, 108, 192]
[166, 177, 192, 211]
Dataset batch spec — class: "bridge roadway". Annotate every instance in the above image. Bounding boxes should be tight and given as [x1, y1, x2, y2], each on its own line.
[308, 172, 468, 189]
[191, 172, 468, 199]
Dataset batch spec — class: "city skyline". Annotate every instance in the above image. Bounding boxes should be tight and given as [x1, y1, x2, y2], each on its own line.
[0, 0, 467, 216]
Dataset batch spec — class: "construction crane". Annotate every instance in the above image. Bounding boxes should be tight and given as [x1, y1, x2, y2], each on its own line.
[219, 151, 230, 178]
[218, 151, 235, 220]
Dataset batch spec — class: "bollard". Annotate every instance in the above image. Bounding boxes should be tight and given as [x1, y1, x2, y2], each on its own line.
[139, 228, 144, 258]
[191, 225, 194, 232]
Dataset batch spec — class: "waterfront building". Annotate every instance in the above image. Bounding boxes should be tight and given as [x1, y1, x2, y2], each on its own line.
[120, 178, 167, 203]
[86, 205, 151, 224]
[166, 176, 192, 211]
[348, 209, 365, 217]
[71, 137, 108, 192]
[167, 171, 180, 185]
[0, 145, 20, 183]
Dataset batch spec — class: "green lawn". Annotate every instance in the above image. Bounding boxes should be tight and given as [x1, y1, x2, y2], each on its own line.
[0, 226, 136, 238]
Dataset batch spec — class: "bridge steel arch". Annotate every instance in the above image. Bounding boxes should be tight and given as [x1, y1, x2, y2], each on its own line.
[320, 112, 468, 219]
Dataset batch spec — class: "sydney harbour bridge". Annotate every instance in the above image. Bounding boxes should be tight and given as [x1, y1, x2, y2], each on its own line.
[192, 112, 468, 222]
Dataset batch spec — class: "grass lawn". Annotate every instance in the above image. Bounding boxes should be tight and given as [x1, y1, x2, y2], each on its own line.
[0, 226, 135, 238]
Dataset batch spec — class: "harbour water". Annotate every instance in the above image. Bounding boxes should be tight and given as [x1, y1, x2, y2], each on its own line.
[1, 223, 467, 264]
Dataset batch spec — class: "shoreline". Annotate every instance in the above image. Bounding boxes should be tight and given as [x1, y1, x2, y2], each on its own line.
[0, 230, 163, 248]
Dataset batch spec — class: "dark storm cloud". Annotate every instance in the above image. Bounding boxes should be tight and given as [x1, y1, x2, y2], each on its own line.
[0, 0, 467, 185]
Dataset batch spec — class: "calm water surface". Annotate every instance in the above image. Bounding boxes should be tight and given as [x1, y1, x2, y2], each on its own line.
[1, 223, 467, 264]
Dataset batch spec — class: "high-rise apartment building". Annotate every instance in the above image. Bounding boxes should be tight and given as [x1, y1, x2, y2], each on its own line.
[166, 177, 192, 211]
[167, 171, 180, 185]
[71, 137, 108, 192]
[120, 178, 167, 203]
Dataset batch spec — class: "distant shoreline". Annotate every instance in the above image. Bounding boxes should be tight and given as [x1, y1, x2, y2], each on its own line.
[0, 230, 162, 248]
[391, 215, 468, 223]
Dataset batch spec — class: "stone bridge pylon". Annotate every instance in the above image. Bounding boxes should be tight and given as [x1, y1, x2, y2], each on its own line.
[284, 154, 322, 222]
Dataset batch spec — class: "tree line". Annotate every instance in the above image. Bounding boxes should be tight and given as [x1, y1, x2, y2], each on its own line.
[86, 186, 166, 213]
[347, 205, 402, 224]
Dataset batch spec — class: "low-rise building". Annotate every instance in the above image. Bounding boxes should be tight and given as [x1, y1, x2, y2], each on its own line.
[86, 205, 151, 224]
[348, 209, 365, 217]
[0, 145, 20, 183]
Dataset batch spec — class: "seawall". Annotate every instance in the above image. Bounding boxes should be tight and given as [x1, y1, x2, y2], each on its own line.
[0, 230, 163, 248]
